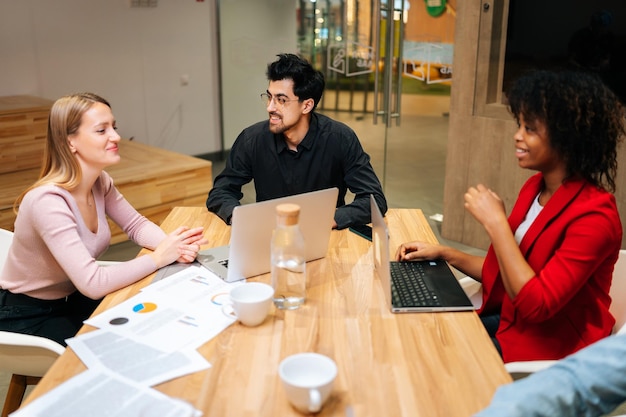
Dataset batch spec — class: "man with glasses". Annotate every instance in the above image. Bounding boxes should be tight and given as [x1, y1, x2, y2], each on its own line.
[206, 53, 387, 229]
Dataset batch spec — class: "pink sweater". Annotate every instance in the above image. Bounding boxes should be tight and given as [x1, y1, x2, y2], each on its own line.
[0, 171, 166, 300]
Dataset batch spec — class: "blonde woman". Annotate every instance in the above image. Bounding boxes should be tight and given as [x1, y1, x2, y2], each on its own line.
[0, 93, 206, 345]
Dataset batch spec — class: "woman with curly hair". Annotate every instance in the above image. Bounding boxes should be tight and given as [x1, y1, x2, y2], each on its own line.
[395, 70, 625, 362]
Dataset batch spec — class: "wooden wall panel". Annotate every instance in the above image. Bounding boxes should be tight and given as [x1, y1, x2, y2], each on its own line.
[443, 0, 530, 250]
[441, 0, 482, 248]
[0, 95, 52, 174]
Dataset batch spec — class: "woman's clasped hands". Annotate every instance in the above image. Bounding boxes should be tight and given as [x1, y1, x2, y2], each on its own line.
[149, 226, 208, 268]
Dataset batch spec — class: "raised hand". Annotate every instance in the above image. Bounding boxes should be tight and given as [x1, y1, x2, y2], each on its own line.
[464, 184, 507, 231]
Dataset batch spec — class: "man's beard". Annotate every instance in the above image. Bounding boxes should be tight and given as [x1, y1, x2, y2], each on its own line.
[268, 113, 294, 134]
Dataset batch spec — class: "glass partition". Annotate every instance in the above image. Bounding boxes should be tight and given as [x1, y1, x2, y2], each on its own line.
[295, 0, 456, 209]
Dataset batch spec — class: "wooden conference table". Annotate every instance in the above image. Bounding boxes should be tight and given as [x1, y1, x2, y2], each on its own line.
[24, 207, 512, 416]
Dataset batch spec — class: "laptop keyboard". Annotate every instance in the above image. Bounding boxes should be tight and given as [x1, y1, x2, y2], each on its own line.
[390, 262, 441, 307]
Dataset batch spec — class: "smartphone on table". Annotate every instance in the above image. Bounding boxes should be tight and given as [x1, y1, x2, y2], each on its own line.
[349, 224, 373, 241]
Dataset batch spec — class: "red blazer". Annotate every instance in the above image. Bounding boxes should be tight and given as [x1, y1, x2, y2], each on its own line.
[478, 173, 622, 362]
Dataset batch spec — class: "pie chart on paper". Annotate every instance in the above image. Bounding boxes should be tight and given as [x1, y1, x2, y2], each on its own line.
[132, 302, 158, 313]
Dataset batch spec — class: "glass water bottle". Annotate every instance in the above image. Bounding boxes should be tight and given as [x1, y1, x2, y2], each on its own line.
[271, 203, 306, 310]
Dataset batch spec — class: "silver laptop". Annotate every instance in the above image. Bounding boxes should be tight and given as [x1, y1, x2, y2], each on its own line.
[371, 195, 474, 312]
[197, 188, 339, 282]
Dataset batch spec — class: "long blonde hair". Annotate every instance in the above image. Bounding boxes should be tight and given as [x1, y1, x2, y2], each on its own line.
[14, 92, 111, 212]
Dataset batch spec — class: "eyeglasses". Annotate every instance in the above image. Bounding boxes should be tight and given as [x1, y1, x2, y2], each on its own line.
[260, 92, 301, 107]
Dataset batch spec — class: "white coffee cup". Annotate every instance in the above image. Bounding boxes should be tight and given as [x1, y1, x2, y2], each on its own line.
[222, 282, 274, 327]
[279, 353, 337, 413]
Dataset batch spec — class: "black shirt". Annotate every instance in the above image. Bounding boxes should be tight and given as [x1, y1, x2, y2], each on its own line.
[206, 112, 387, 229]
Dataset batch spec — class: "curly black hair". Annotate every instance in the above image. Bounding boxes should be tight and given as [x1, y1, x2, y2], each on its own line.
[266, 53, 325, 110]
[507, 70, 626, 192]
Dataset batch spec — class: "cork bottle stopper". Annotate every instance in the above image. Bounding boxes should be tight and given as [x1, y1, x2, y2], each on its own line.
[275, 203, 300, 226]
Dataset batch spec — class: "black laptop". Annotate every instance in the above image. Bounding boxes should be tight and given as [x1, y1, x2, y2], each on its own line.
[371, 195, 474, 312]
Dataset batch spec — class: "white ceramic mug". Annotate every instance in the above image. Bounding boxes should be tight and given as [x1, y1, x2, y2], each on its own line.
[279, 353, 337, 413]
[221, 282, 274, 327]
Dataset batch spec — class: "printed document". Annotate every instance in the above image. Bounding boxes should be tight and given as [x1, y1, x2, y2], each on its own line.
[67, 329, 210, 387]
[85, 266, 238, 351]
[11, 368, 201, 417]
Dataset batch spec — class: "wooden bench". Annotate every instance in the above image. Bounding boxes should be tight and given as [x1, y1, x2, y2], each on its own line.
[0, 95, 212, 244]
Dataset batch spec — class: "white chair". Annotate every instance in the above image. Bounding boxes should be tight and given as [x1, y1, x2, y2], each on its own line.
[0, 228, 65, 416]
[0, 332, 65, 417]
[0, 229, 12, 272]
[505, 249, 626, 376]
[458, 276, 483, 310]
[608, 250, 626, 336]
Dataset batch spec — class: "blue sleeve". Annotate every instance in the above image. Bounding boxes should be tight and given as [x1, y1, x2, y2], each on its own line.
[474, 334, 626, 417]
